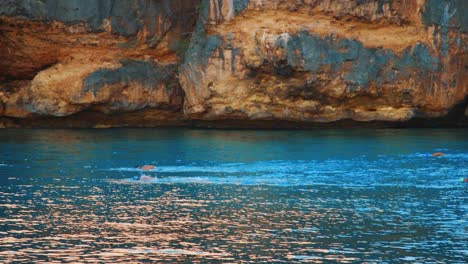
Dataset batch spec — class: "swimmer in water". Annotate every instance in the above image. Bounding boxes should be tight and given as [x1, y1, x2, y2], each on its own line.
[133, 165, 157, 181]
[132, 175, 156, 181]
[138, 165, 156, 171]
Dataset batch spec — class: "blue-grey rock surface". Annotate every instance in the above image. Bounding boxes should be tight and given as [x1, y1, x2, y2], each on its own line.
[0, 0, 466, 126]
[179, 0, 467, 122]
[0, 0, 197, 119]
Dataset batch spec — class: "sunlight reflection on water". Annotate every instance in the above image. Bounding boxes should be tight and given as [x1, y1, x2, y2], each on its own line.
[0, 129, 467, 263]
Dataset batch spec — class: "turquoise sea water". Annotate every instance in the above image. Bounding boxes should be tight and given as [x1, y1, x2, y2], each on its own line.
[0, 128, 467, 263]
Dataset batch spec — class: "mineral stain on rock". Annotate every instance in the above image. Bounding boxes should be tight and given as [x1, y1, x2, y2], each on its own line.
[0, 0, 466, 127]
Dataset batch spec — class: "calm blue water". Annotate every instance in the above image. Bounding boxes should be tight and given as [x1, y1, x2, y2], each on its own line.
[0, 129, 467, 263]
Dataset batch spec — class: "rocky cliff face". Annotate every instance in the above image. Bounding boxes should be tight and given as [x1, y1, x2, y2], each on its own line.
[180, 0, 468, 123]
[1, 0, 467, 127]
[0, 0, 195, 125]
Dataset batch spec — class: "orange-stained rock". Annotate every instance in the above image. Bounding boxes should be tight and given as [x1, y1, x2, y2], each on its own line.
[179, 0, 468, 123]
[0, 0, 467, 127]
[0, 0, 197, 119]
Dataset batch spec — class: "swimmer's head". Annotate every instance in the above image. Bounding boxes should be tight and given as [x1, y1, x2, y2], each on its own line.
[132, 175, 140, 181]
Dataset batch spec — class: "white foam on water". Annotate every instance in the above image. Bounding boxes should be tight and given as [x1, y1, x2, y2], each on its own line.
[103, 155, 466, 188]
[404, 152, 468, 159]
[399, 256, 422, 261]
[111, 175, 463, 188]
[107, 167, 154, 172]
[105, 160, 352, 175]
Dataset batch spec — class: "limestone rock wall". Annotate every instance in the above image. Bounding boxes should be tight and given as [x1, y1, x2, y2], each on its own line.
[0, 0, 197, 118]
[0, 0, 466, 127]
[180, 0, 467, 122]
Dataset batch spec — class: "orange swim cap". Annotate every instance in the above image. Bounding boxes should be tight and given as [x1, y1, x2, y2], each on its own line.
[141, 165, 156, 171]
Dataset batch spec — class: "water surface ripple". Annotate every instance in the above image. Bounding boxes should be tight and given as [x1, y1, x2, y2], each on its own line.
[0, 129, 467, 263]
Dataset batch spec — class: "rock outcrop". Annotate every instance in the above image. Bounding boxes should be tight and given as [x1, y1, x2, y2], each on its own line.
[0, 0, 196, 119]
[180, 0, 467, 123]
[1, 0, 467, 127]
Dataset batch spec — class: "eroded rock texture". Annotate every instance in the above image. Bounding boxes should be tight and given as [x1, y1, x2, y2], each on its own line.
[0, 0, 196, 119]
[0, 0, 467, 127]
[180, 0, 467, 122]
